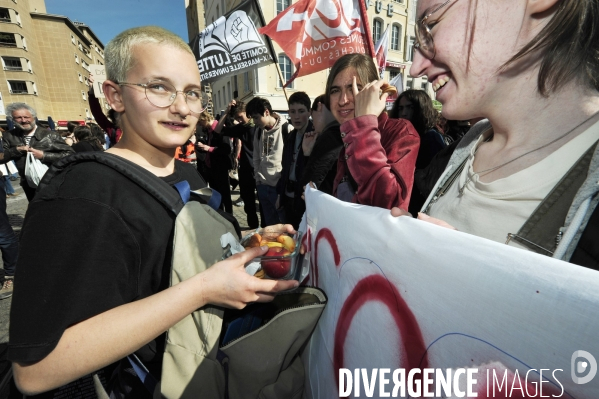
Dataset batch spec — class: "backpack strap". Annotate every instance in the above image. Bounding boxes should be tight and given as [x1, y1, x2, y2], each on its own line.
[39, 152, 185, 214]
[173, 181, 191, 205]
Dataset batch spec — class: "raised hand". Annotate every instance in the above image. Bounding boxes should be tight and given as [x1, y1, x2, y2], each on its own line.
[230, 17, 249, 45]
[302, 129, 319, 156]
[352, 76, 389, 118]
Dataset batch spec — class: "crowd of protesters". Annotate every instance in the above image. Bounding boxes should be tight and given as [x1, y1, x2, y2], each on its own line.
[2, 0, 599, 393]
[0, 53, 468, 302]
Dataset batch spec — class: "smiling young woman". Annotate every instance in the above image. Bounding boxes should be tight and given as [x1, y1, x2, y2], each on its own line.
[399, 0, 599, 267]
[324, 53, 420, 210]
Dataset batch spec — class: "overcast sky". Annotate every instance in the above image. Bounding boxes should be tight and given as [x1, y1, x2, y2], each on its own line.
[45, 0, 190, 46]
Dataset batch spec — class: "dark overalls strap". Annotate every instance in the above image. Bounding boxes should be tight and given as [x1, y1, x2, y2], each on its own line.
[508, 141, 599, 256]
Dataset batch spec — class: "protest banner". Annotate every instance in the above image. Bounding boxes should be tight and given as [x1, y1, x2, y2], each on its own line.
[374, 25, 390, 79]
[89, 64, 106, 99]
[259, 0, 375, 87]
[299, 187, 599, 398]
[192, 0, 276, 85]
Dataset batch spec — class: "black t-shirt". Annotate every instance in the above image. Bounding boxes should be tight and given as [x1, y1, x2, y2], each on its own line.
[72, 140, 103, 153]
[8, 158, 206, 397]
[221, 122, 256, 169]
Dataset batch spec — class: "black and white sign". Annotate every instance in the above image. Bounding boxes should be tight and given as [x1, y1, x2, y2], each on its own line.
[193, 0, 275, 84]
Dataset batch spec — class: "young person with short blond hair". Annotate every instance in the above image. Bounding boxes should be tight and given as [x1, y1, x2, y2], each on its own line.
[9, 26, 297, 397]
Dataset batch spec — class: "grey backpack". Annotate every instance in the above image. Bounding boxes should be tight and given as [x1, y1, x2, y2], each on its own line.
[41, 152, 327, 399]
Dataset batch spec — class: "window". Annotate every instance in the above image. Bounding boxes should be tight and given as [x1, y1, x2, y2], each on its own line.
[84, 76, 89, 86]
[391, 24, 401, 51]
[372, 19, 382, 44]
[421, 78, 428, 91]
[71, 34, 76, 44]
[278, 54, 293, 89]
[83, 47, 91, 58]
[78, 41, 83, 52]
[81, 90, 86, 100]
[0, 32, 16, 47]
[389, 70, 399, 81]
[244, 71, 250, 92]
[0, 8, 10, 23]
[2, 56, 22, 71]
[82, 60, 90, 71]
[75, 54, 79, 64]
[78, 73, 83, 82]
[85, 108, 91, 118]
[277, 0, 290, 14]
[406, 78, 413, 89]
[7, 80, 28, 94]
[406, 36, 415, 62]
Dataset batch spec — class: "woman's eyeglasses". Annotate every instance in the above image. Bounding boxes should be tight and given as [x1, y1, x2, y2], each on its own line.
[414, 0, 454, 60]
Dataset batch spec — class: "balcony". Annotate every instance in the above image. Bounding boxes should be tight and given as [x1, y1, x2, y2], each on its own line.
[4, 65, 22, 71]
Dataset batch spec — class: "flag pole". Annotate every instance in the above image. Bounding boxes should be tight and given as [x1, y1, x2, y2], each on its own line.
[254, 0, 290, 102]
[275, 61, 290, 103]
[359, 0, 376, 58]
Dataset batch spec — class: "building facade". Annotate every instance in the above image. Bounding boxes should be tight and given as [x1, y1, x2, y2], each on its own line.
[186, 0, 432, 116]
[0, 0, 105, 127]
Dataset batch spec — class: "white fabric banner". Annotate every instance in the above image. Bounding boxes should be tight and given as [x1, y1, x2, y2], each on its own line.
[300, 187, 599, 399]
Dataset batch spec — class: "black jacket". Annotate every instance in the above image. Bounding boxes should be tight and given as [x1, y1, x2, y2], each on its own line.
[206, 129, 234, 171]
[220, 122, 257, 170]
[277, 121, 313, 197]
[299, 121, 343, 196]
[1, 126, 74, 175]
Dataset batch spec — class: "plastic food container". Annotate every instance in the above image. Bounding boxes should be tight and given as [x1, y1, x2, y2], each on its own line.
[239, 230, 304, 280]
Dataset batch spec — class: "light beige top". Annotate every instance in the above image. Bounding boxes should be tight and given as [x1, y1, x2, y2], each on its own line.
[429, 120, 599, 250]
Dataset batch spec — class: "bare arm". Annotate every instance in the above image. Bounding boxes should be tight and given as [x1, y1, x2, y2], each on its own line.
[13, 246, 297, 395]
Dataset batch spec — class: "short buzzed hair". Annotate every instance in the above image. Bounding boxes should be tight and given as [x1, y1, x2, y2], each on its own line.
[104, 26, 194, 84]
[6, 103, 36, 120]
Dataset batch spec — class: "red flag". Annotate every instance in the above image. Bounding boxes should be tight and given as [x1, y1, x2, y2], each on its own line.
[259, 0, 375, 87]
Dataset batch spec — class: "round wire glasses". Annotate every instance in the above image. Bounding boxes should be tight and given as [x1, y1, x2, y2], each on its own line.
[414, 0, 453, 60]
[119, 80, 206, 114]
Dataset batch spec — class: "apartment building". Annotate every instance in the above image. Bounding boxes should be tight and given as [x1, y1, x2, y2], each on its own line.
[0, 0, 106, 127]
[186, 0, 432, 116]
